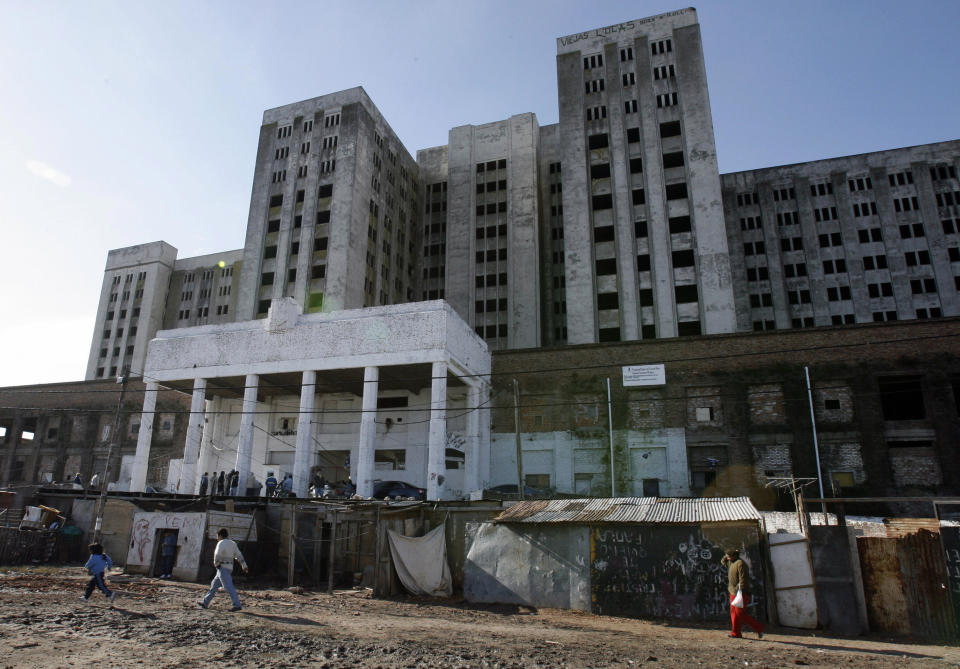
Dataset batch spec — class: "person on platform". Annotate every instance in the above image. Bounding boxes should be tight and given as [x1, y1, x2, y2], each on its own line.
[281, 473, 293, 496]
[721, 548, 764, 639]
[199, 528, 248, 611]
[216, 471, 225, 496]
[198, 472, 209, 497]
[265, 471, 278, 498]
[229, 470, 239, 496]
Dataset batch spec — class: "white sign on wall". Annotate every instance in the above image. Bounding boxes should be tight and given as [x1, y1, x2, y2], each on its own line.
[622, 364, 666, 387]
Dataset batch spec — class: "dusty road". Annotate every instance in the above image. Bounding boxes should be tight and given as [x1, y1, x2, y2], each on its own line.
[0, 567, 956, 668]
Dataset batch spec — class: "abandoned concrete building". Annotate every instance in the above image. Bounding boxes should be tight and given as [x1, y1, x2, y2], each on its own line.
[2, 9, 958, 501]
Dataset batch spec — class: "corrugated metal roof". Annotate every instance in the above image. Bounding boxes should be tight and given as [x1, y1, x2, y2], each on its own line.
[493, 497, 761, 525]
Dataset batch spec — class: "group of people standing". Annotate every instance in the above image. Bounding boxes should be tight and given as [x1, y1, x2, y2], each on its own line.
[197, 470, 293, 499]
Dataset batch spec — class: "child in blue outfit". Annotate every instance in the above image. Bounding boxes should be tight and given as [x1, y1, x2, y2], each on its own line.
[82, 543, 116, 605]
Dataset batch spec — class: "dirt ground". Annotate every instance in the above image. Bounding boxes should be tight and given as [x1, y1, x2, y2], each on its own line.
[0, 567, 956, 668]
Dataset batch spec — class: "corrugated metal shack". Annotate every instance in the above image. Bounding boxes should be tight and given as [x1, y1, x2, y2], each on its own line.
[465, 497, 766, 622]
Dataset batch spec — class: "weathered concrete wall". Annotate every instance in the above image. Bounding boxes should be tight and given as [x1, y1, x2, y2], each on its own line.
[464, 522, 590, 610]
[86, 241, 178, 381]
[127, 511, 206, 581]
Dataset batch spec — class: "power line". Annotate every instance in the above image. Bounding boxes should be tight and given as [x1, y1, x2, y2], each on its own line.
[2, 329, 957, 397]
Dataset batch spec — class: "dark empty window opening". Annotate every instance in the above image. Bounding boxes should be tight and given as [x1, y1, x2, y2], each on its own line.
[595, 258, 618, 275]
[269, 195, 283, 208]
[677, 320, 702, 337]
[674, 284, 699, 303]
[878, 377, 925, 421]
[592, 194, 613, 210]
[377, 396, 408, 409]
[597, 292, 619, 310]
[659, 121, 681, 138]
[591, 163, 611, 179]
[594, 225, 615, 243]
[598, 327, 621, 342]
[588, 134, 609, 150]
[662, 152, 685, 169]
[665, 183, 688, 200]
[668, 216, 691, 234]
[672, 250, 695, 267]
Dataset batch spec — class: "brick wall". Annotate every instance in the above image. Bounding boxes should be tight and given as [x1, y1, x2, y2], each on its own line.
[492, 317, 960, 502]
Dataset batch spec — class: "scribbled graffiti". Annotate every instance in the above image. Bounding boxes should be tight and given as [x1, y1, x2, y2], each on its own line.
[132, 518, 152, 562]
[590, 525, 763, 622]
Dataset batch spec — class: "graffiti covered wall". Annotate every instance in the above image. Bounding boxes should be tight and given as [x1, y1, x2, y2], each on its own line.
[126, 511, 206, 580]
[589, 523, 764, 622]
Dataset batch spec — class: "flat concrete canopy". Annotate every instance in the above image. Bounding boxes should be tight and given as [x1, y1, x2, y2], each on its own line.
[159, 364, 467, 401]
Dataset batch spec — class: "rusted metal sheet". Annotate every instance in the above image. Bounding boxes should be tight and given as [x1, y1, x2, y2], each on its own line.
[883, 518, 940, 538]
[857, 537, 908, 635]
[858, 531, 958, 639]
[898, 530, 956, 640]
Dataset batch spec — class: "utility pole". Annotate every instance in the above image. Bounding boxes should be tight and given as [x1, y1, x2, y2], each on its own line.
[513, 379, 524, 500]
[803, 366, 828, 524]
[92, 369, 129, 543]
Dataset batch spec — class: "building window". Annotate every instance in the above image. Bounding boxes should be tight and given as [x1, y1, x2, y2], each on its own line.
[878, 377, 925, 421]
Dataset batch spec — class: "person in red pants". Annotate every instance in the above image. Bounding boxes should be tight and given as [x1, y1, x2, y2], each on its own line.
[721, 547, 765, 639]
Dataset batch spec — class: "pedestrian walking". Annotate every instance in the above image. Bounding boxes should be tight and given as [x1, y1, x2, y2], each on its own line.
[721, 548, 764, 639]
[81, 543, 116, 605]
[198, 472, 209, 497]
[199, 528, 248, 611]
[159, 531, 177, 578]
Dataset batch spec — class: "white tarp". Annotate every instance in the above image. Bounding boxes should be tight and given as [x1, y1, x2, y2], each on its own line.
[387, 523, 452, 597]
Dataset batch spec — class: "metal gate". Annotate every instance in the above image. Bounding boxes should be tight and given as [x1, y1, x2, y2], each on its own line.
[857, 529, 957, 639]
[767, 533, 817, 629]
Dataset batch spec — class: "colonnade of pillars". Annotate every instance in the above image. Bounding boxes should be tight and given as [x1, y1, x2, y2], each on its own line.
[128, 363, 490, 500]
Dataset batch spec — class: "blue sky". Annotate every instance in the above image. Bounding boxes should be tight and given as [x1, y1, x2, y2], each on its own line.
[1, 0, 958, 386]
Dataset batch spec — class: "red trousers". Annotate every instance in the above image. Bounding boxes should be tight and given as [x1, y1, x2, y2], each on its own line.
[729, 593, 764, 636]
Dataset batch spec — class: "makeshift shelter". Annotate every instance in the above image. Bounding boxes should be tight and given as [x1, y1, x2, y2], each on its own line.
[125, 509, 257, 581]
[465, 496, 765, 622]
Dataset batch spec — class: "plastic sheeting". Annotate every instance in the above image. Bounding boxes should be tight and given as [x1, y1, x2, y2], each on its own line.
[387, 523, 452, 597]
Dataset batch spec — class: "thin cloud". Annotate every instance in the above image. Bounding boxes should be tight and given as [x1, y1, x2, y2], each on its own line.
[26, 160, 72, 187]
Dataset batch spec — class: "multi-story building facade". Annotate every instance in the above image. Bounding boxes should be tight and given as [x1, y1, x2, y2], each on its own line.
[722, 141, 960, 331]
[555, 9, 736, 344]
[235, 88, 421, 320]
[85, 242, 242, 381]
[50, 9, 960, 503]
[85, 9, 960, 372]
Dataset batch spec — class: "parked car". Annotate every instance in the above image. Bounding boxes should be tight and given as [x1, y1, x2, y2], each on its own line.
[373, 480, 426, 500]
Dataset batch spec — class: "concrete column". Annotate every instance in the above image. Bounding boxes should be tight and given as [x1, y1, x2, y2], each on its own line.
[427, 361, 448, 500]
[197, 397, 216, 481]
[130, 382, 158, 492]
[464, 381, 482, 493]
[179, 377, 207, 494]
[293, 371, 316, 497]
[355, 366, 379, 498]
[235, 374, 259, 494]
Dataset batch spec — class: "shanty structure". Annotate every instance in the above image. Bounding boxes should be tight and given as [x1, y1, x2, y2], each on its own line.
[465, 496, 765, 621]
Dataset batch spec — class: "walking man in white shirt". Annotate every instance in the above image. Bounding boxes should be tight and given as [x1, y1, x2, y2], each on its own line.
[199, 528, 248, 611]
